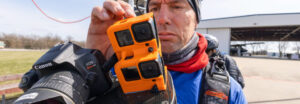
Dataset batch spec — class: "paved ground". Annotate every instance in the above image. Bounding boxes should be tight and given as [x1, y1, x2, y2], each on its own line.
[233, 57, 300, 104]
[1, 56, 299, 104]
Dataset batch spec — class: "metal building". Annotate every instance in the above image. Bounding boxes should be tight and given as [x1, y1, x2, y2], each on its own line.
[197, 13, 300, 54]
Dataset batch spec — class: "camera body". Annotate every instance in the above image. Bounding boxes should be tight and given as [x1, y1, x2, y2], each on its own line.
[107, 13, 168, 93]
[16, 42, 112, 104]
[16, 12, 175, 104]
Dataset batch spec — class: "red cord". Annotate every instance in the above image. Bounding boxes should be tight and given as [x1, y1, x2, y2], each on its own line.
[32, 0, 90, 24]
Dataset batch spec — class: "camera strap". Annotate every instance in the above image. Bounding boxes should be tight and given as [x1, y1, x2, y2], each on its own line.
[102, 54, 118, 73]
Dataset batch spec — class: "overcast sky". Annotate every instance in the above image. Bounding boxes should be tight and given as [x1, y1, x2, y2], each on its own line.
[1, 0, 300, 42]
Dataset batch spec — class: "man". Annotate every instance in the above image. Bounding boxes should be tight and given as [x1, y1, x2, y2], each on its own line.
[205, 34, 245, 88]
[86, 0, 246, 103]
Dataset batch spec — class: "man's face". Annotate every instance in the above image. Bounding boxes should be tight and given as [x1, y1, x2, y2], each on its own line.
[148, 0, 198, 53]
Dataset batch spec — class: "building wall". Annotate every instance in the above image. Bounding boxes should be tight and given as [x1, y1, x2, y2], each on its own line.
[198, 13, 300, 28]
[196, 28, 231, 54]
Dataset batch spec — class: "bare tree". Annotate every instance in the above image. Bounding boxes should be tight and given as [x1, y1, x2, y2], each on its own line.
[278, 41, 288, 58]
[256, 42, 264, 55]
[294, 42, 300, 55]
[263, 43, 269, 55]
[249, 41, 255, 55]
[0, 33, 85, 49]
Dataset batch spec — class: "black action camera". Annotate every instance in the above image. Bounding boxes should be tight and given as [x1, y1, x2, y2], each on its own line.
[15, 42, 112, 104]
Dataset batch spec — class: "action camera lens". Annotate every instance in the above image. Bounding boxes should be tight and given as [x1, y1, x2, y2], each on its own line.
[139, 60, 161, 78]
[132, 22, 154, 42]
[115, 29, 134, 47]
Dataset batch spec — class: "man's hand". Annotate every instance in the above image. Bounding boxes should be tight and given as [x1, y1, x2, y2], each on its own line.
[86, 0, 136, 59]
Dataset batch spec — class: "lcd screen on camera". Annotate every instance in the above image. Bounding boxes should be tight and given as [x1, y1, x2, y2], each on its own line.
[115, 29, 134, 47]
[122, 66, 141, 81]
[132, 22, 154, 42]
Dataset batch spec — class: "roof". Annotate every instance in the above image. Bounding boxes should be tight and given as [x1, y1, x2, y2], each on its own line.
[198, 12, 300, 28]
[201, 12, 300, 21]
[231, 26, 300, 41]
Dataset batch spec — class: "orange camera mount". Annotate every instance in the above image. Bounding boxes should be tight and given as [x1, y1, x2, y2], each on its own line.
[107, 13, 168, 94]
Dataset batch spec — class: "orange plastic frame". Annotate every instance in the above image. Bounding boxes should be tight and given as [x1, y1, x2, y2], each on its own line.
[107, 13, 167, 93]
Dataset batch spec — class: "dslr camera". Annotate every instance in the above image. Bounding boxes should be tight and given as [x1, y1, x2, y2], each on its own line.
[14, 13, 176, 104]
[15, 42, 112, 104]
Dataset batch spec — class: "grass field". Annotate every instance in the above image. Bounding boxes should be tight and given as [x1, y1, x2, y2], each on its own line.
[0, 51, 46, 76]
[0, 50, 46, 101]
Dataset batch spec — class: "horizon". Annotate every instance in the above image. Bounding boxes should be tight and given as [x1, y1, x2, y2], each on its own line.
[1, 0, 300, 53]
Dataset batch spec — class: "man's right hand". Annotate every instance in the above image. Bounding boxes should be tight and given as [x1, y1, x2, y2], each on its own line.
[86, 0, 136, 59]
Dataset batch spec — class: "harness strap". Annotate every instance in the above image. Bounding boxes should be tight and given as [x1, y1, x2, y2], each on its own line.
[199, 57, 230, 104]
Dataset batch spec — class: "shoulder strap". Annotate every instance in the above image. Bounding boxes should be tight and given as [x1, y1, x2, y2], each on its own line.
[199, 57, 231, 104]
[222, 55, 245, 88]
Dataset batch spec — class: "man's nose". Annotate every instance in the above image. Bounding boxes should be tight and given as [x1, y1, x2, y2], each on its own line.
[156, 5, 171, 25]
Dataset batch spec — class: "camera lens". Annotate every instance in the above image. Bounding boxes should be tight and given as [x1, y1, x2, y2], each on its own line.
[139, 60, 162, 78]
[115, 29, 134, 47]
[14, 70, 89, 104]
[132, 22, 154, 42]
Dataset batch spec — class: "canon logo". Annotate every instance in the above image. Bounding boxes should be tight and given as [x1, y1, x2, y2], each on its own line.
[34, 63, 53, 70]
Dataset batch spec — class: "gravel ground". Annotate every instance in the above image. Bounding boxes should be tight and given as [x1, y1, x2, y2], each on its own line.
[233, 57, 300, 104]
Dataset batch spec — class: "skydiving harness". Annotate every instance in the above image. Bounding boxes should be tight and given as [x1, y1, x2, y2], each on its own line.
[199, 57, 231, 104]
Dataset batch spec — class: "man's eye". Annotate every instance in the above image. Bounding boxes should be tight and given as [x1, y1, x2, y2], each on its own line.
[173, 6, 183, 9]
[150, 7, 158, 12]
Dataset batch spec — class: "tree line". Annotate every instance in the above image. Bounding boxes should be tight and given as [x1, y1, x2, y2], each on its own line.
[0, 33, 85, 49]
